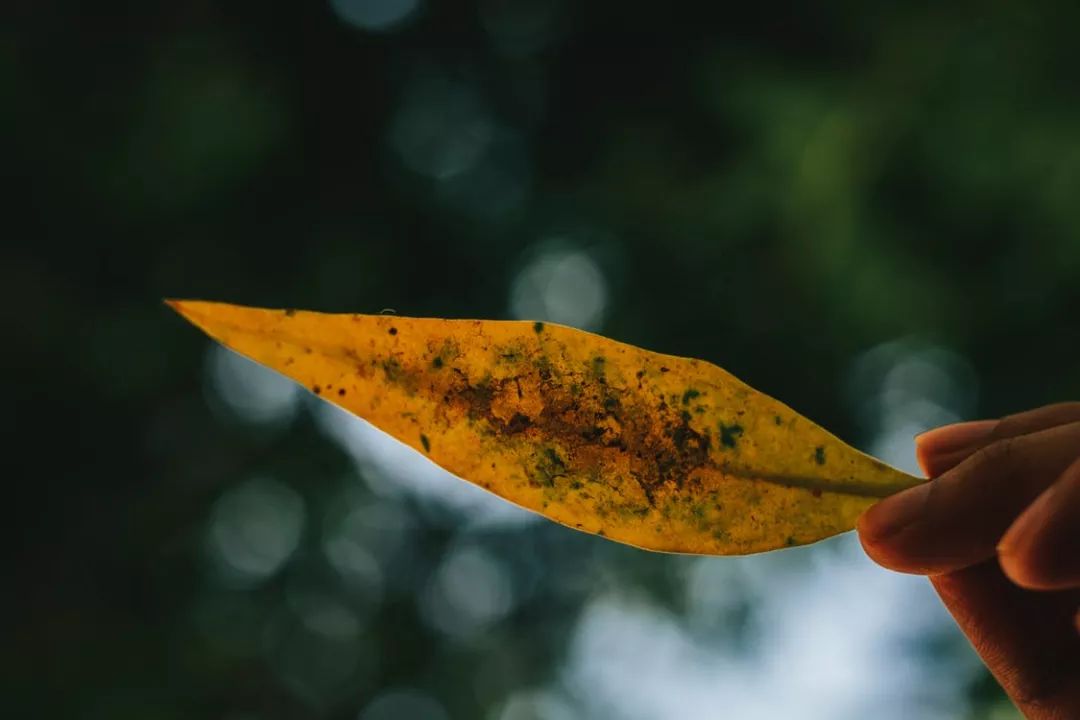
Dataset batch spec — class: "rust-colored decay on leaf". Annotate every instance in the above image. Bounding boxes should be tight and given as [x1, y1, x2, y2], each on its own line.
[168, 300, 922, 555]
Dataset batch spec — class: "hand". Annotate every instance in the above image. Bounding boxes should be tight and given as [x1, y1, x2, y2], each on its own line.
[857, 403, 1080, 719]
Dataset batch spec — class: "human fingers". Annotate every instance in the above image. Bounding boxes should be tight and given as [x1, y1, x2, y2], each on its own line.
[858, 421, 1080, 575]
[998, 456, 1080, 591]
[930, 562, 1080, 719]
[916, 402, 1080, 478]
[865, 407, 1080, 717]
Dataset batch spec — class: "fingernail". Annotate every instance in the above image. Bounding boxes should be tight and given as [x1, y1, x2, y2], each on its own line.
[860, 482, 931, 541]
[915, 419, 998, 453]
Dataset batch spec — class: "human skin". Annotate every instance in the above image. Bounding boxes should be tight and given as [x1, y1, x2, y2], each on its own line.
[857, 403, 1080, 719]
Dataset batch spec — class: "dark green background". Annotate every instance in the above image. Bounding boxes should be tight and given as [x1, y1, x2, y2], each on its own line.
[8, 1, 1079, 718]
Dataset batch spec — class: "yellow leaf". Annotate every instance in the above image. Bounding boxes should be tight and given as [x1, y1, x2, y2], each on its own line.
[168, 300, 922, 555]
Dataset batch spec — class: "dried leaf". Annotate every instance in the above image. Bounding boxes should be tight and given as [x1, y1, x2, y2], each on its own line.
[168, 300, 922, 555]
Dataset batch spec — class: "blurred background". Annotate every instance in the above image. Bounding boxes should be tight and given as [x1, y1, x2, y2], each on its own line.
[8, 1, 1080, 718]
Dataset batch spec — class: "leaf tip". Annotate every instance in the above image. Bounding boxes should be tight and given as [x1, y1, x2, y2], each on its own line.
[164, 298, 190, 318]
[164, 298, 214, 332]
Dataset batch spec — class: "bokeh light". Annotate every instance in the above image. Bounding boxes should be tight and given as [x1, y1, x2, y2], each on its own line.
[419, 543, 515, 641]
[479, 0, 566, 58]
[436, 128, 531, 222]
[206, 477, 306, 587]
[509, 245, 608, 330]
[359, 689, 449, 720]
[208, 345, 302, 427]
[328, 0, 422, 32]
[322, 507, 388, 596]
[390, 73, 495, 181]
[263, 591, 372, 708]
[495, 689, 577, 720]
[565, 537, 978, 720]
[847, 339, 978, 473]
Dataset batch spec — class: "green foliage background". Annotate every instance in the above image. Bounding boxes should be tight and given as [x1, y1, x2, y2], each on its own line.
[7, 1, 1079, 718]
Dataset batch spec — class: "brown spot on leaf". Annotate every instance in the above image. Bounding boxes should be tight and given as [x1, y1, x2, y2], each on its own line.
[719, 422, 743, 449]
[506, 412, 531, 433]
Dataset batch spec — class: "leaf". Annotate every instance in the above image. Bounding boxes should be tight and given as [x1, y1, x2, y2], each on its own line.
[168, 300, 922, 555]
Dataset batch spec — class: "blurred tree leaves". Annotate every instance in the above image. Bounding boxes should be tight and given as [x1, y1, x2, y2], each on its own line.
[6, 1, 1078, 718]
[100, 36, 289, 217]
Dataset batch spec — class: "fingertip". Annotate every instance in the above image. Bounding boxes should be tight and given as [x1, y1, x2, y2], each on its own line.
[997, 547, 1060, 590]
[998, 461, 1080, 591]
[855, 512, 891, 565]
[914, 419, 998, 476]
[858, 482, 930, 545]
[857, 533, 935, 575]
[997, 544, 1080, 590]
[857, 503, 934, 575]
[915, 419, 998, 453]
[856, 533, 898, 573]
[914, 440, 934, 478]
